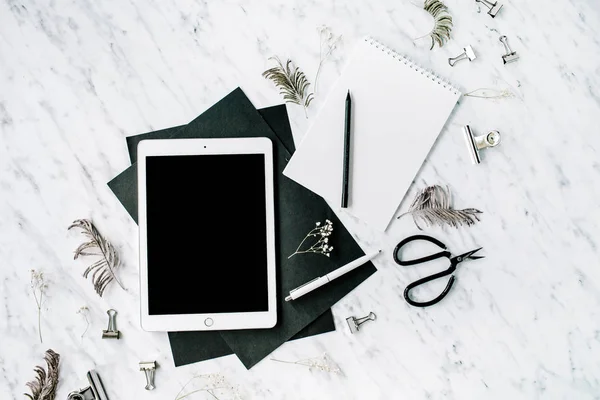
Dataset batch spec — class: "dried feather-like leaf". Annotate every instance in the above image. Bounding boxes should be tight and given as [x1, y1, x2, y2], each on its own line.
[398, 185, 482, 229]
[417, 0, 453, 50]
[25, 349, 60, 400]
[263, 57, 314, 118]
[68, 219, 124, 297]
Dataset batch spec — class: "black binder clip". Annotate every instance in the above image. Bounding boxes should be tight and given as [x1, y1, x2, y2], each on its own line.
[464, 125, 501, 164]
[346, 312, 376, 333]
[500, 36, 519, 64]
[448, 46, 476, 67]
[475, 0, 503, 17]
[67, 370, 110, 400]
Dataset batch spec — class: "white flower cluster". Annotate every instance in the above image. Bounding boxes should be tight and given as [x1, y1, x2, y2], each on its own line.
[175, 373, 242, 400]
[271, 352, 343, 375]
[289, 219, 335, 259]
[314, 220, 334, 257]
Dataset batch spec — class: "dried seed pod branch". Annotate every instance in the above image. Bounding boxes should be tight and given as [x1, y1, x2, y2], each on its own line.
[398, 185, 482, 229]
[263, 57, 314, 118]
[25, 349, 60, 400]
[414, 0, 453, 50]
[68, 219, 124, 297]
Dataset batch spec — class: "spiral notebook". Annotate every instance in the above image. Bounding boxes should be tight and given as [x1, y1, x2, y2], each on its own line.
[284, 37, 461, 231]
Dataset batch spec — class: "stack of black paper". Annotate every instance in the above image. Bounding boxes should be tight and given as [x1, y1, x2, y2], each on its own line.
[107, 88, 377, 369]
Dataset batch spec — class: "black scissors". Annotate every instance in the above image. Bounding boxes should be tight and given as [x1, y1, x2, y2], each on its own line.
[393, 235, 484, 307]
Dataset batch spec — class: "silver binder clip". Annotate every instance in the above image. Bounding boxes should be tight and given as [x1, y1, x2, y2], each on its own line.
[139, 361, 157, 390]
[67, 370, 110, 400]
[448, 46, 476, 67]
[475, 0, 503, 17]
[346, 312, 376, 333]
[464, 125, 501, 164]
[102, 309, 119, 339]
[500, 35, 519, 64]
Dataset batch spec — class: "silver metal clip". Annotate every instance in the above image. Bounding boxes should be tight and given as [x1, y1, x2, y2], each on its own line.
[475, 0, 503, 17]
[500, 35, 519, 64]
[67, 370, 110, 400]
[346, 312, 376, 334]
[464, 125, 501, 164]
[448, 46, 476, 67]
[102, 309, 119, 339]
[139, 361, 157, 391]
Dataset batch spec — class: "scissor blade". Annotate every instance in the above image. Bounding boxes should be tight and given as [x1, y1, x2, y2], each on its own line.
[457, 247, 483, 260]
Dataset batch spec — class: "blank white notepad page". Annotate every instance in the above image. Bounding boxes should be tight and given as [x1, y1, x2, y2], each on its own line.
[283, 37, 461, 231]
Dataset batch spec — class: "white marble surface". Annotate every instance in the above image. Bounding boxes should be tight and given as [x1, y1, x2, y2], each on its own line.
[1, 0, 600, 398]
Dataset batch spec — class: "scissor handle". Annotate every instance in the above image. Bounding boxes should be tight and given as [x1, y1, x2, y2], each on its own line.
[393, 235, 451, 266]
[404, 266, 457, 307]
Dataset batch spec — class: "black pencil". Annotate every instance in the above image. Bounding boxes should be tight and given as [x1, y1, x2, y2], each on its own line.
[341, 90, 352, 208]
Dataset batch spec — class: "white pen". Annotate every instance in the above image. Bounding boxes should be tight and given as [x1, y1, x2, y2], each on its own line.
[285, 250, 381, 302]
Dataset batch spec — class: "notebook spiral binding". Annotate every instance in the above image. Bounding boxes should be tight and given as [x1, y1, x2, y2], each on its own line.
[364, 37, 461, 96]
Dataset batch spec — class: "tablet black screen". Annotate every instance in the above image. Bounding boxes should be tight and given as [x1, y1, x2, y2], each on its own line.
[145, 154, 269, 315]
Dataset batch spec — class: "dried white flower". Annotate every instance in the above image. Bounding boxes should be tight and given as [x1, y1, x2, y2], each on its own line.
[314, 26, 342, 93]
[288, 220, 335, 259]
[76, 306, 90, 340]
[174, 373, 242, 400]
[30, 270, 48, 343]
[463, 88, 514, 99]
[271, 353, 343, 375]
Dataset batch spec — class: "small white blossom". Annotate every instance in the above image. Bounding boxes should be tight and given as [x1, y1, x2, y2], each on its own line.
[288, 220, 335, 259]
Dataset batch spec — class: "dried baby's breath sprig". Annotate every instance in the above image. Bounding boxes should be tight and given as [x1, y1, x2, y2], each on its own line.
[263, 57, 314, 118]
[271, 353, 343, 375]
[398, 185, 482, 229]
[68, 219, 124, 297]
[288, 220, 334, 259]
[30, 270, 48, 343]
[174, 373, 242, 400]
[414, 0, 453, 50]
[76, 306, 90, 340]
[314, 26, 342, 93]
[25, 349, 60, 400]
[464, 88, 514, 99]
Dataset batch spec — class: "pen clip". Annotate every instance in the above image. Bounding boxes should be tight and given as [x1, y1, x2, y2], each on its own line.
[289, 276, 320, 294]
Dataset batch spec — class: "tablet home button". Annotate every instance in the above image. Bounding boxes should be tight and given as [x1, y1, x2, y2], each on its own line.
[204, 318, 214, 327]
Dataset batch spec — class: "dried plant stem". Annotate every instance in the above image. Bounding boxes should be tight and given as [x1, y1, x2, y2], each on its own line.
[174, 374, 240, 400]
[30, 270, 47, 344]
[314, 26, 341, 93]
[34, 290, 43, 343]
[270, 353, 342, 374]
[464, 88, 513, 99]
[288, 229, 317, 258]
[77, 306, 90, 340]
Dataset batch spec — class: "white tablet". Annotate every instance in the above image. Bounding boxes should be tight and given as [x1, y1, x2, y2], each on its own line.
[137, 137, 277, 331]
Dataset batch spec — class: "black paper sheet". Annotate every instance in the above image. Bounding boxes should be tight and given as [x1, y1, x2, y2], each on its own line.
[108, 88, 376, 368]
[108, 105, 335, 366]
